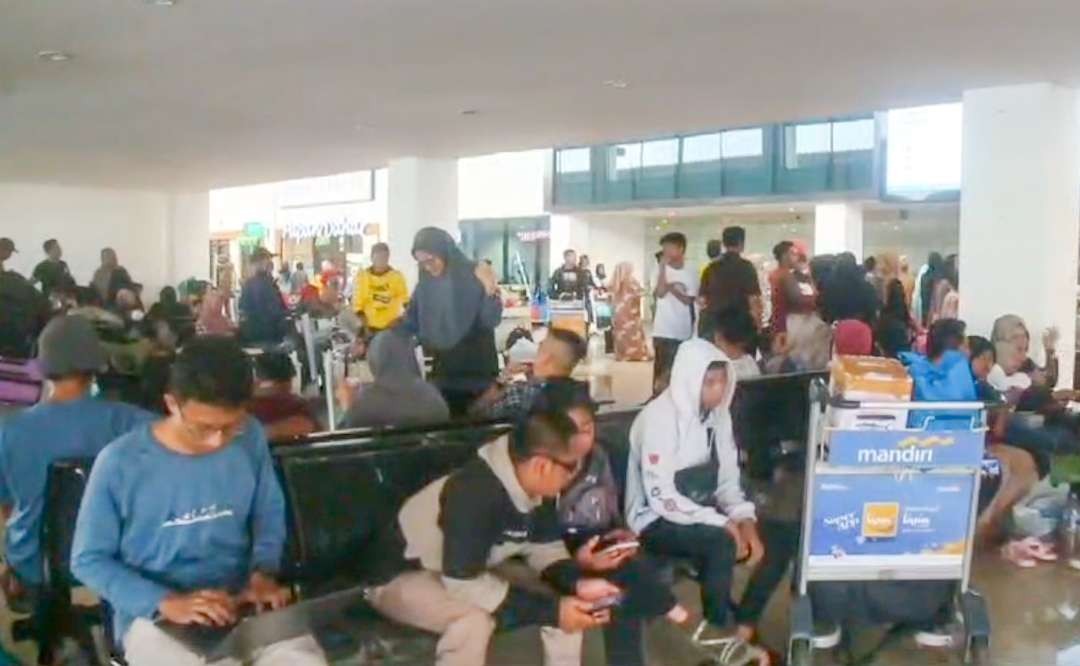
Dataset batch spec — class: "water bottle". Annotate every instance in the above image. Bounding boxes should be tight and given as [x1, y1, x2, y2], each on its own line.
[1063, 484, 1080, 571]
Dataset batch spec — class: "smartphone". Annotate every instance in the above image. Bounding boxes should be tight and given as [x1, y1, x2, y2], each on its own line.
[596, 535, 640, 555]
[590, 593, 625, 614]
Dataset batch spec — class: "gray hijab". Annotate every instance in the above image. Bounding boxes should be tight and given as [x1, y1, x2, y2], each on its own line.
[410, 227, 486, 350]
[341, 330, 450, 429]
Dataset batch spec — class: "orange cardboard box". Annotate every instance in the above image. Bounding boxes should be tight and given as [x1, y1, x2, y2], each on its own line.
[831, 355, 913, 402]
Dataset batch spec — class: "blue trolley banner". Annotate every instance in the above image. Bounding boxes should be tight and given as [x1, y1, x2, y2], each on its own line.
[808, 472, 974, 567]
[828, 428, 984, 468]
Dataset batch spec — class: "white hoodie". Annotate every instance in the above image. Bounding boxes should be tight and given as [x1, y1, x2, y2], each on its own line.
[625, 337, 756, 533]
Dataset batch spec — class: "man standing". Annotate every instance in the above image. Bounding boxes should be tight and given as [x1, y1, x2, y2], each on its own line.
[699, 226, 762, 326]
[239, 247, 289, 346]
[699, 239, 722, 283]
[31, 239, 74, 297]
[216, 249, 237, 318]
[0, 238, 49, 358]
[353, 242, 409, 336]
[549, 249, 586, 300]
[651, 232, 697, 391]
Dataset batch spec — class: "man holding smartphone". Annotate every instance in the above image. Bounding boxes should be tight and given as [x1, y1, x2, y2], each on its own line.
[652, 232, 697, 394]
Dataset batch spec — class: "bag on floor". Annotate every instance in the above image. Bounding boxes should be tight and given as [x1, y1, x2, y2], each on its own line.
[810, 580, 954, 627]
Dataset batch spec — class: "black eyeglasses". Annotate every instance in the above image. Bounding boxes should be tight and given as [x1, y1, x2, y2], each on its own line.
[546, 455, 582, 476]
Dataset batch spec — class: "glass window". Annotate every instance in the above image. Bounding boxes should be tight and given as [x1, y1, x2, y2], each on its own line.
[681, 133, 721, 163]
[613, 143, 642, 171]
[795, 123, 831, 155]
[641, 138, 679, 167]
[832, 118, 875, 152]
[556, 147, 591, 173]
[721, 128, 763, 158]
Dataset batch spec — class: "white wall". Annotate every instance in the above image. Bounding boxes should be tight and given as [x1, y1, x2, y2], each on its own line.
[0, 184, 211, 301]
[167, 192, 211, 283]
[585, 216, 648, 290]
[0, 184, 171, 298]
[388, 158, 458, 289]
[458, 149, 550, 220]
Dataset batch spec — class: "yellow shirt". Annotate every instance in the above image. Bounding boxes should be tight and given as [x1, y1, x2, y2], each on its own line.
[354, 267, 409, 330]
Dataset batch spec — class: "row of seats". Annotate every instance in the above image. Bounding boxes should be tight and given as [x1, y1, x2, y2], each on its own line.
[29, 371, 826, 664]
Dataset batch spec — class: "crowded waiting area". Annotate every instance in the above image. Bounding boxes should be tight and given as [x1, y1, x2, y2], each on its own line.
[3, 2, 1080, 666]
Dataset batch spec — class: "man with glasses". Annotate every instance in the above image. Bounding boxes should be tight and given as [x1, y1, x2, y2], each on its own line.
[366, 409, 621, 666]
[71, 336, 327, 666]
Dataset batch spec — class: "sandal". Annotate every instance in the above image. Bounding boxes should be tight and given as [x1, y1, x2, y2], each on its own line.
[1001, 540, 1037, 568]
[1021, 537, 1058, 562]
[691, 621, 770, 665]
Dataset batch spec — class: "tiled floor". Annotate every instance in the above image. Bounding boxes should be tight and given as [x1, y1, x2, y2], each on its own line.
[3, 359, 1079, 664]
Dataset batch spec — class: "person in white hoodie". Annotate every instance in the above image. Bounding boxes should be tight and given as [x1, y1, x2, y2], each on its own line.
[625, 337, 767, 664]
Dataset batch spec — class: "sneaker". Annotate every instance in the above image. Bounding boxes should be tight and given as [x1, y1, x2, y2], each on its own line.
[811, 622, 841, 650]
[914, 624, 956, 649]
[691, 621, 769, 665]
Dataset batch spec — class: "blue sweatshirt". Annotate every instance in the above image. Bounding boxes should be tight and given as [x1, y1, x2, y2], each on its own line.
[70, 419, 285, 644]
[0, 398, 153, 584]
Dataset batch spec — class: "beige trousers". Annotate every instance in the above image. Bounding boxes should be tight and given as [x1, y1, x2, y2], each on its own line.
[123, 618, 327, 666]
[368, 570, 583, 666]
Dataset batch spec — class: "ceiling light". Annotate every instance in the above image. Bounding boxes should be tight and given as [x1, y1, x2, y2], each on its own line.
[460, 109, 480, 116]
[145, 0, 177, 5]
[602, 79, 629, 89]
[37, 50, 72, 62]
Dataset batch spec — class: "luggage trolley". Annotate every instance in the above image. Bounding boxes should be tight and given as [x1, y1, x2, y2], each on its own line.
[787, 379, 992, 665]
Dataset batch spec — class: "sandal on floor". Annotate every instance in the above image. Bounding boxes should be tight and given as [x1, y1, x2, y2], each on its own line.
[1021, 536, 1058, 562]
[1001, 539, 1037, 568]
[691, 621, 770, 665]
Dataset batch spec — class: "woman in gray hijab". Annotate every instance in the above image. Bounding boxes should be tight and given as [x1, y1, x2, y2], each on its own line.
[401, 227, 502, 416]
[338, 329, 450, 429]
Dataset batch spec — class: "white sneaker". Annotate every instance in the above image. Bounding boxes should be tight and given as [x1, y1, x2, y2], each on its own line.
[691, 621, 769, 665]
[914, 624, 956, 648]
[811, 622, 841, 650]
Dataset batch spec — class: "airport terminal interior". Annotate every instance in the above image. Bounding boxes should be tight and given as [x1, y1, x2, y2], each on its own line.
[3, 2, 1080, 665]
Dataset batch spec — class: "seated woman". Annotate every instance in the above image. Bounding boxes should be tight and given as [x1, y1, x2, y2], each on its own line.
[337, 329, 450, 429]
[625, 338, 767, 665]
[900, 318, 977, 430]
[987, 314, 1059, 402]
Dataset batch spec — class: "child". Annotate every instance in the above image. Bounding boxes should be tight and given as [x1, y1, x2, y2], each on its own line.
[71, 336, 326, 665]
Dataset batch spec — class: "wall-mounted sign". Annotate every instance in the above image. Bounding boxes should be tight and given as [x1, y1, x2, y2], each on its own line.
[278, 171, 374, 209]
[243, 222, 267, 239]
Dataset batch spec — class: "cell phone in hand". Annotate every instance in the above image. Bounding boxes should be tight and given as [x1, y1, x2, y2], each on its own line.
[596, 535, 640, 555]
[590, 593, 625, 614]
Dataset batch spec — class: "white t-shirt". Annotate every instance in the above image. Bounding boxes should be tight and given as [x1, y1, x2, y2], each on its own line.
[987, 364, 1032, 393]
[652, 263, 698, 341]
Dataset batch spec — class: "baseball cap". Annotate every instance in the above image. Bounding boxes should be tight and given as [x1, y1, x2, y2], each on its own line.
[0, 238, 16, 253]
[37, 315, 108, 378]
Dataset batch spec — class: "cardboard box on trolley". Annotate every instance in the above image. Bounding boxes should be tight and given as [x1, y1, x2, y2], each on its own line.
[829, 356, 913, 431]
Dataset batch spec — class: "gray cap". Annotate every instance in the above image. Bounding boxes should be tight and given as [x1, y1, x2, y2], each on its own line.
[37, 315, 108, 378]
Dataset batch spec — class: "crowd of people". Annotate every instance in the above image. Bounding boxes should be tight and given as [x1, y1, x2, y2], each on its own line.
[0, 221, 1072, 666]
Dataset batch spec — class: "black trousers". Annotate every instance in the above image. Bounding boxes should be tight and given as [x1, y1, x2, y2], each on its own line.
[641, 519, 737, 627]
[599, 555, 679, 666]
[652, 337, 683, 390]
[734, 519, 801, 626]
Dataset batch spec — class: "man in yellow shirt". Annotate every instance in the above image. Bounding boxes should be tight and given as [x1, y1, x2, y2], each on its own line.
[353, 242, 409, 335]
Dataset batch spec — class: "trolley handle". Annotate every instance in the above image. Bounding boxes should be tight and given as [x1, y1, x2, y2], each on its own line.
[828, 396, 991, 411]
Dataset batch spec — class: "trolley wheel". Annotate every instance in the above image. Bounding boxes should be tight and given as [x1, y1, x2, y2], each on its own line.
[788, 639, 812, 666]
[966, 636, 990, 665]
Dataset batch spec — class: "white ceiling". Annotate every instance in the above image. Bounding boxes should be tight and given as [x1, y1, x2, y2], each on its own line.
[3, 0, 1080, 190]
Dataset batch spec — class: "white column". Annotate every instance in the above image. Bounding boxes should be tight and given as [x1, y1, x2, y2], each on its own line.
[959, 83, 1080, 387]
[813, 202, 863, 259]
[388, 157, 458, 289]
[548, 214, 591, 276]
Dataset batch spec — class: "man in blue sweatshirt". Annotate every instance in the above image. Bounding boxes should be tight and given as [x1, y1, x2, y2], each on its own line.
[71, 336, 326, 665]
[0, 316, 152, 609]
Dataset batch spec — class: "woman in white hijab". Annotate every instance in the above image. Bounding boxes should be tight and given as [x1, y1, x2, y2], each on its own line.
[625, 338, 767, 664]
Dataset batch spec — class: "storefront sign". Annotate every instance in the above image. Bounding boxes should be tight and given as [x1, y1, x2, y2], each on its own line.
[278, 171, 374, 209]
[282, 216, 365, 240]
[515, 229, 550, 243]
[243, 222, 267, 239]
